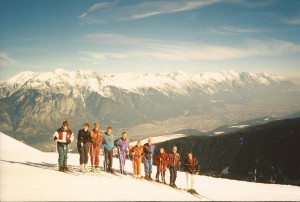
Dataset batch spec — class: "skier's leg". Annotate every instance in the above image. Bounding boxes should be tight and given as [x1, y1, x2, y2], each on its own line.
[118, 152, 122, 172]
[57, 145, 64, 169]
[191, 174, 195, 190]
[186, 172, 190, 190]
[169, 166, 174, 185]
[174, 166, 178, 185]
[63, 145, 68, 167]
[90, 145, 94, 168]
[108, 149, 113, 171]
[84, 143, 90, 165]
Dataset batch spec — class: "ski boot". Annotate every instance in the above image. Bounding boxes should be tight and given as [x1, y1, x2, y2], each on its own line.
[80, 164, 85, 173]
[84, 164, 89, 173]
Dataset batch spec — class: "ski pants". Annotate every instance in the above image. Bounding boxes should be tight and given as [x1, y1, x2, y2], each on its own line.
[104, 148, 113, 171]
[78, 143, 90, 164]
[156, 170, 166, 182]
[144, 156, 152, 175]
[133, 157, 142, 175]
[118, 151, 126, 171]
[90, 144, 100, 167]
[169, 166, 178, 185]
[57, 144, 68, 167]
[186, 172, 195, 190]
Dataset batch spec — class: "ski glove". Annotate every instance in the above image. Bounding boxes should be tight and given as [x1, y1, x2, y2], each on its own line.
[66, 140, 71, 145]
[54, 136, 57, 141]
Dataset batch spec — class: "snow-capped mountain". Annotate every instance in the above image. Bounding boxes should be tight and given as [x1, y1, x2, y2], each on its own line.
[0, 69, 298, 149]
[0, 69, 285, 99]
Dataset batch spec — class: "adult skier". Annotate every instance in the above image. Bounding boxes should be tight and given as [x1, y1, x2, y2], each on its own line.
[90, 122, 103, 172]
[169, 146, 181, 188]
[115, 132, 129, 175]
[53, 120, 74, 172]
[184, 151, 200, 194]
[77, 123, 92, 173]
[102, 126, 115, 174]
[129, 140, 144, 178]
[155, 147, 169, 184]
[143, 137, 155, 180]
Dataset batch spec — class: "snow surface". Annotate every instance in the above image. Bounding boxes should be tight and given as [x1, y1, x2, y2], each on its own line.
[1, 132, 300, 201]
[129, 134, 186, 147]
[228, 124, 249, 129]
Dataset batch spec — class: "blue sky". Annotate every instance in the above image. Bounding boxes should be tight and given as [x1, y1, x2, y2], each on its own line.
[1, 0, 300, 82]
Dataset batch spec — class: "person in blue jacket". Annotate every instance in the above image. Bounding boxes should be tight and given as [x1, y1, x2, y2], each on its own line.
[143, 137, 155, 180]
[102, 126, 115, 174]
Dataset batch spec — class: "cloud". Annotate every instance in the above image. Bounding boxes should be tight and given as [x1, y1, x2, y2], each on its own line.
[121, 0, 221, 20]
[0, 52, 18, 66]
[228, 0, 274, 8]
[282, 16, 300, 25]
[78, 0, 220, 23]
[80, 34, 300, 62]
[77, 2, 116, 22]
[219, 26, 266, 34]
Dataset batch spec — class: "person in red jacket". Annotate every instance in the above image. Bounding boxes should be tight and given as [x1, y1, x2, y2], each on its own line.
[155, 147, 169, 184]
[90, 122, 103, 172]
[169, 146, 181, 188]
[53, 120, 74, 172]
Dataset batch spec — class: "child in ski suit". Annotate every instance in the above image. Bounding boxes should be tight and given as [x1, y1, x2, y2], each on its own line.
[77, 123, 92, 173]
[115, 132, 129, 175]
[184, 152, 200, 194]
[129, 140, 144, 178]
[155, 147, 169, 184]
[53, 120, 74, 172]
[90, 123, 103, 172]
[169, 146, 181, 188]
[102, 126, 115, 173]
[143, 137, 155, 180]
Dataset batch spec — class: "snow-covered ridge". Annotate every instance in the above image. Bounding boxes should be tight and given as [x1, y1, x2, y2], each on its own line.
[0, 69, 284, 98]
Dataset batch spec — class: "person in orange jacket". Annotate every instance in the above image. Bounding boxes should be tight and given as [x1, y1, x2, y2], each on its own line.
[90, 122, 103, 172]
[155, 147, 169, 184]
[129, 140, 144, 179]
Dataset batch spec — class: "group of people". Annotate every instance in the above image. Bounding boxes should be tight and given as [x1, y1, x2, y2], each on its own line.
[53, 121, 200, 192]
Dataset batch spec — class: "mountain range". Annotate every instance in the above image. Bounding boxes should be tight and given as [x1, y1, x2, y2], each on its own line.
[0, 69, 299, 150]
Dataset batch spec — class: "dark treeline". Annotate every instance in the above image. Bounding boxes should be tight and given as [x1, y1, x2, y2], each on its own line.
[154, 118, 300, 186]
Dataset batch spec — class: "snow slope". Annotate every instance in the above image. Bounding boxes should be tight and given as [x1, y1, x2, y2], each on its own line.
[1, 132, 300, 201]
[129, 134, 186, 147]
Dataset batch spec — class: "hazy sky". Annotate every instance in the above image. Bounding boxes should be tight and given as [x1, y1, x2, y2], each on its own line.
[1, 0, 300, 81]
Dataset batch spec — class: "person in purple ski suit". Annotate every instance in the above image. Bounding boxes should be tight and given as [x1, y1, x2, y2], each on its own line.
[115, 132, 129, 175]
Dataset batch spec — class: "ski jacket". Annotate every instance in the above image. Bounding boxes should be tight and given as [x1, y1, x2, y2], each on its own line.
[143, 143, 155, 160]
[90, 129, 103, 146]
[53, 127, 74, 144]
[169, 152, 181, 167]
[184, 157, 200, 174]
[115, 138, 129, 153]
[130, 145, 144, 160]
[77, 129, 92, 145]
[102, 132, 115, 150]
[155, 152, 169, 171]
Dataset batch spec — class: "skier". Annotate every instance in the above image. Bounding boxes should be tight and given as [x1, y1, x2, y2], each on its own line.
[155, 147, 169, 184]
[53, 120, 74, 172]
[169, 146, 181, 188]
[115, 132, 129, 175]
[77, 123, 92, 173]
[184, 151, 200, 195]
[90, 122, 103, 172]
[102, 126, 115, 174]
[129, 140, 144, 178]
[143, 137, 155, 180]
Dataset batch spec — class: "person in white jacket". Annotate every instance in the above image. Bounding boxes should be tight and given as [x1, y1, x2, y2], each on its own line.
[53, 121, 74, 172]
